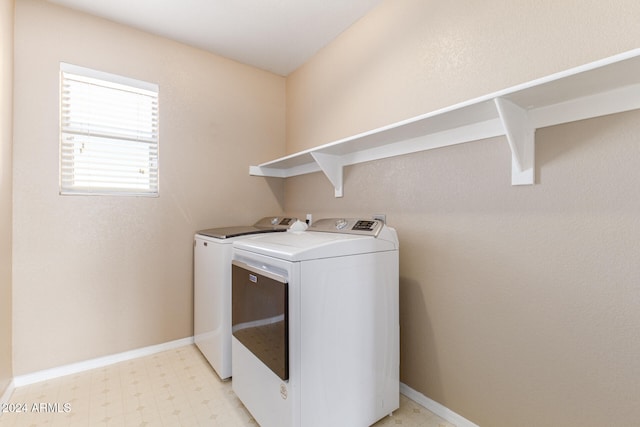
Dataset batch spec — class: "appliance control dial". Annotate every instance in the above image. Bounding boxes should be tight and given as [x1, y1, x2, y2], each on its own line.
[335, 219, 348, 230]
[271, 217, 279, 225]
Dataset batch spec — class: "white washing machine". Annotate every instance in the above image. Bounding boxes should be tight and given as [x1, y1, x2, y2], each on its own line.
[231, 218, 399, 427]
[194, 216, 299, 379]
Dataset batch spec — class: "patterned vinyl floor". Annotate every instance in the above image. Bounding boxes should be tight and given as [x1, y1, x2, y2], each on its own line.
[0, 345, 455, 427]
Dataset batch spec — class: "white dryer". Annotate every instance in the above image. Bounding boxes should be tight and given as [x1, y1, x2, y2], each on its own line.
[194, 216, 297, 379]
[231, 218, 399, 427]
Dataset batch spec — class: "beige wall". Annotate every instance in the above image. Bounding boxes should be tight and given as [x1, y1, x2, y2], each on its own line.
[285, 1, 640, 426]
[13, 0, 285, 375]
[0, 0, 14, 397]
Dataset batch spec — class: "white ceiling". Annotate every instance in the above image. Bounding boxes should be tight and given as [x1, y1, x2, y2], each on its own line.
[46, 0, 384, 76]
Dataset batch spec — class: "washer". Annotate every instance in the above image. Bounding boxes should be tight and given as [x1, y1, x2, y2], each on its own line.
[194, 216, 297, 379]
[231, 218, 399, 427]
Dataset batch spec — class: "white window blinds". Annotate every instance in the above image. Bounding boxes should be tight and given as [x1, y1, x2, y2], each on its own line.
[60, 63, 159, 196]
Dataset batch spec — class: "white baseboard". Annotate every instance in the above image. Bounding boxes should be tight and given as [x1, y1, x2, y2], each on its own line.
[400, 382, 480, 427]
[0, 378, 15, 407]
[13, 336, 194, 388]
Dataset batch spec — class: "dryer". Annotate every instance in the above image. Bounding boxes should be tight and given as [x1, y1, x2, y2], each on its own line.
[194, 216, 298, 379]
[231, 218, 399, 427]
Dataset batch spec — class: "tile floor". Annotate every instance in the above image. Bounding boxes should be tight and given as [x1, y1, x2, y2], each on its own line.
[0, 345, 455, 427]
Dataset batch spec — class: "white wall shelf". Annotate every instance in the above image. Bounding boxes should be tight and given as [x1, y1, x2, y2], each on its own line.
[250, 49, 640, 197]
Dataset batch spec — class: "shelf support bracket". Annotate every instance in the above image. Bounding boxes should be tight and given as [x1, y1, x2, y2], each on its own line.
[310, 152, 344, 197]
[494, 97, 535, 185]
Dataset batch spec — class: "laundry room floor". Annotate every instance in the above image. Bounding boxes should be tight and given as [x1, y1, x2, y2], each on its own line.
[0, 345, 455, 427]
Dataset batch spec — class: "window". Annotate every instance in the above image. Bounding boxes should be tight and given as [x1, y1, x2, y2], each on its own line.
[60, 63, 159, 196]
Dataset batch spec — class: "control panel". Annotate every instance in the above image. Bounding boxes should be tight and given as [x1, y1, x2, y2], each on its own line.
[308, 218, 384, 237]
[254, 217, 295, 229]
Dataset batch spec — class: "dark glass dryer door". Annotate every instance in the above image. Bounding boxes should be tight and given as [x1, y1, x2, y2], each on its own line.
[232, 260, 289, 380]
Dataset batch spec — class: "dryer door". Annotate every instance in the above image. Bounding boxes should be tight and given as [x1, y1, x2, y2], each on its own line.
[232, 261, 289, 381]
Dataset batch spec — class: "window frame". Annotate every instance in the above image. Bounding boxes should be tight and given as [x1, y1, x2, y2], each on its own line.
[59, 62, 159, 197]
